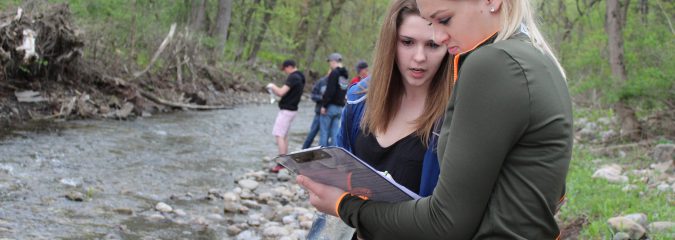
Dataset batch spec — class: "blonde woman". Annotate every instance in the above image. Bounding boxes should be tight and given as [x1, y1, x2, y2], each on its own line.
[298, 0, 573, 239]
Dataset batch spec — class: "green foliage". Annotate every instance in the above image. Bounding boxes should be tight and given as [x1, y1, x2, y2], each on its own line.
[545, 0, 674, 111]
[0, 0, 21, 10]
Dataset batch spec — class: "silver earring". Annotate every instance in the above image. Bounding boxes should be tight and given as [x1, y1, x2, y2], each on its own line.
[490, 7, 495, 13]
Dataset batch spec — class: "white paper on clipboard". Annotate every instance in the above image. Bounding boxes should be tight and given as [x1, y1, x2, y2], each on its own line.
[276, 146, 421, 202]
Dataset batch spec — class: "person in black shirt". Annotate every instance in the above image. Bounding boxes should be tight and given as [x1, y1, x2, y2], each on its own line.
[319, 53, 349, 147]
[267, 59, 305, 173]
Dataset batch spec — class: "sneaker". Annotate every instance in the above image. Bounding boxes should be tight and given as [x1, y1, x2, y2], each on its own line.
[270, 164, 285, 173]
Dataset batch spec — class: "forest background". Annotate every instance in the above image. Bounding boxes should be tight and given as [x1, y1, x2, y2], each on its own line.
[0, 0, 673, 239]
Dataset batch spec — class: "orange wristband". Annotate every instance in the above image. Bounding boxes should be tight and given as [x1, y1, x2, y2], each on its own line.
[334, 192, 349, 217]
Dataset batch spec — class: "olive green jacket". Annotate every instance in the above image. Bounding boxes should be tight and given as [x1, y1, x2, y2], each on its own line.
[338, 33, 573, 240]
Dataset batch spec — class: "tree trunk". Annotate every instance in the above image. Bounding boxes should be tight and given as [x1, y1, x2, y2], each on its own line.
[211, 0, 233, 60]
[234, 0, 261, 62]
[305, 0, 347, 72]
[639, 0, 649, 24]
[620, 0, 631, 27]
[247, 0, 277, 65]
[129, 0, 138, 61]
[293, 0, 310, 64]
[189, 0, 207, 33]
[605, 0, 642, 140]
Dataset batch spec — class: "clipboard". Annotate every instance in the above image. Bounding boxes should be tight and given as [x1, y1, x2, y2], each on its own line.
[275, 146, 421, 202]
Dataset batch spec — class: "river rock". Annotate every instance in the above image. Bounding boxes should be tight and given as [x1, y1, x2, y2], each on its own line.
[235, 230, 260, 240]
[650, 160, 673, 173]
[223, 191, 239, 202]
[60, 177, 83, 187]
[206, 213, 224, 221]
[65, 191, 84, 201]
[155, 202, 173, 213]
[246, 171, 267, 181]
[291, 229, 308, 240]
[173, 209, 186, 217]
[226, 225, 243, 236]
[656, 183, 671, 192]
[298, 213, 314, 222]
[240, 190, 255, 199]
[238, 179, 259, 190]
[241, 199, 261, 209]
[647, 221, 675, 235]
[146, 213, 165, 221]
[592, 164, 628, 183]
[612, 232, 630, 240]
[223, 201, 243, 213]
[622, 213, 648, 228]
[113, 208, 133, 215]
[277, 169, 292, 181]
[607, 216, 646, 239]
[248, 213, 264, 227]
[262, 226, 289, 238]
[652, 144, 675, 162]
[300, 220, 313, 229]
[257, 192, 275, 202]
[0, 164, 13, 174]
[282, 215, 295, 225]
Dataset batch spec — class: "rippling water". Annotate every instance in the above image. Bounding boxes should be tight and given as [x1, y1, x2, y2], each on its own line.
[0, 101, 315, 239]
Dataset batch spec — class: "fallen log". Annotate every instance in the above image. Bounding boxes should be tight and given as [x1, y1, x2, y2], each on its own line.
[138, 90, 232, 110]
[103, 75, 232, 110]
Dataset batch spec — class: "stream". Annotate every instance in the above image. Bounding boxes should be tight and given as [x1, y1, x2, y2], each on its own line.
[0, 101, 315, 239]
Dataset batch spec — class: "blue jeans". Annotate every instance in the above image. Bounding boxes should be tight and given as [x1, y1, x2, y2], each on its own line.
[302, 112, 321, 149]
[319, 104, 342, 147]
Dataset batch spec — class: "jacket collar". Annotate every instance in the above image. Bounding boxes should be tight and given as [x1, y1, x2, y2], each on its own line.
[452, 32, 498, 83]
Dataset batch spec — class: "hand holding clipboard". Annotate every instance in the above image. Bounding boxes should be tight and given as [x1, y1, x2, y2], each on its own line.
[275, 147, 420, 202]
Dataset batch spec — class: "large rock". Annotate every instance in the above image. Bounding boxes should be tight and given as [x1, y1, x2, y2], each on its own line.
[235, 230, 260, 240]
[647, 221, 675, 236]
[238, 179, 260, 190]
[652, 144, 675, 162]
[226, 225, 243, 236]
[612, 232, 630, 240]
[607, 216, 646, 240]
[155, 202, 173, 213]
[262, 226, 290, 238]
[622, 213, 648, 228]
[592, 164, 628, 183]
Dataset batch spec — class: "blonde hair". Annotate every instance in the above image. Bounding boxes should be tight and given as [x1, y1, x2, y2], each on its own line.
[496, 0, 566, 79]
[361, 0, 451, 146]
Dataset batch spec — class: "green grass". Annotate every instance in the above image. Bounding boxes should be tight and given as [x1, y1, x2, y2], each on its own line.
[559, 147, 674, 239]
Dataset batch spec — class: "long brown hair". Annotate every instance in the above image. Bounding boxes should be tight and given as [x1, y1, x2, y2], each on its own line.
[360, 0, 451, 146]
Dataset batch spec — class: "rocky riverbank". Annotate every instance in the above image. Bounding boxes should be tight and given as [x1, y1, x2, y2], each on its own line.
[565, 116, 675, 239]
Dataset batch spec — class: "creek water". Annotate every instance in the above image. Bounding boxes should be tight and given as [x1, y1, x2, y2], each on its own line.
[0, 101, 316, 239]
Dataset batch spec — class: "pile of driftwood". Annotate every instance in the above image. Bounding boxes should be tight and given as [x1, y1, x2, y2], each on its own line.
[0, 3, 239, 121]
[0, 4, 82, 80]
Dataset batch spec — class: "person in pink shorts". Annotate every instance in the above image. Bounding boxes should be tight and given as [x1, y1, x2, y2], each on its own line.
[266, 59, 305, 173]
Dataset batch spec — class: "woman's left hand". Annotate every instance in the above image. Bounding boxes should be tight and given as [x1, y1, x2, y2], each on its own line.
[296, 175, 347, 217]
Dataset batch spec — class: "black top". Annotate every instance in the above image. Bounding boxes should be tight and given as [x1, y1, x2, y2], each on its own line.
[353, 131, 425, 193]
[279, 71, 305, 111]
[322, 67, 348, 107]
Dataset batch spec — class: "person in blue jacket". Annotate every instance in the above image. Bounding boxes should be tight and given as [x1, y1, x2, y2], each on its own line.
[336, 0, 451, 196]
[305, 2, 452, 238]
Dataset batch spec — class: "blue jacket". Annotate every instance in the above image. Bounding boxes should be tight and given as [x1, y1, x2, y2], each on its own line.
[336, 77, 441, 197]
